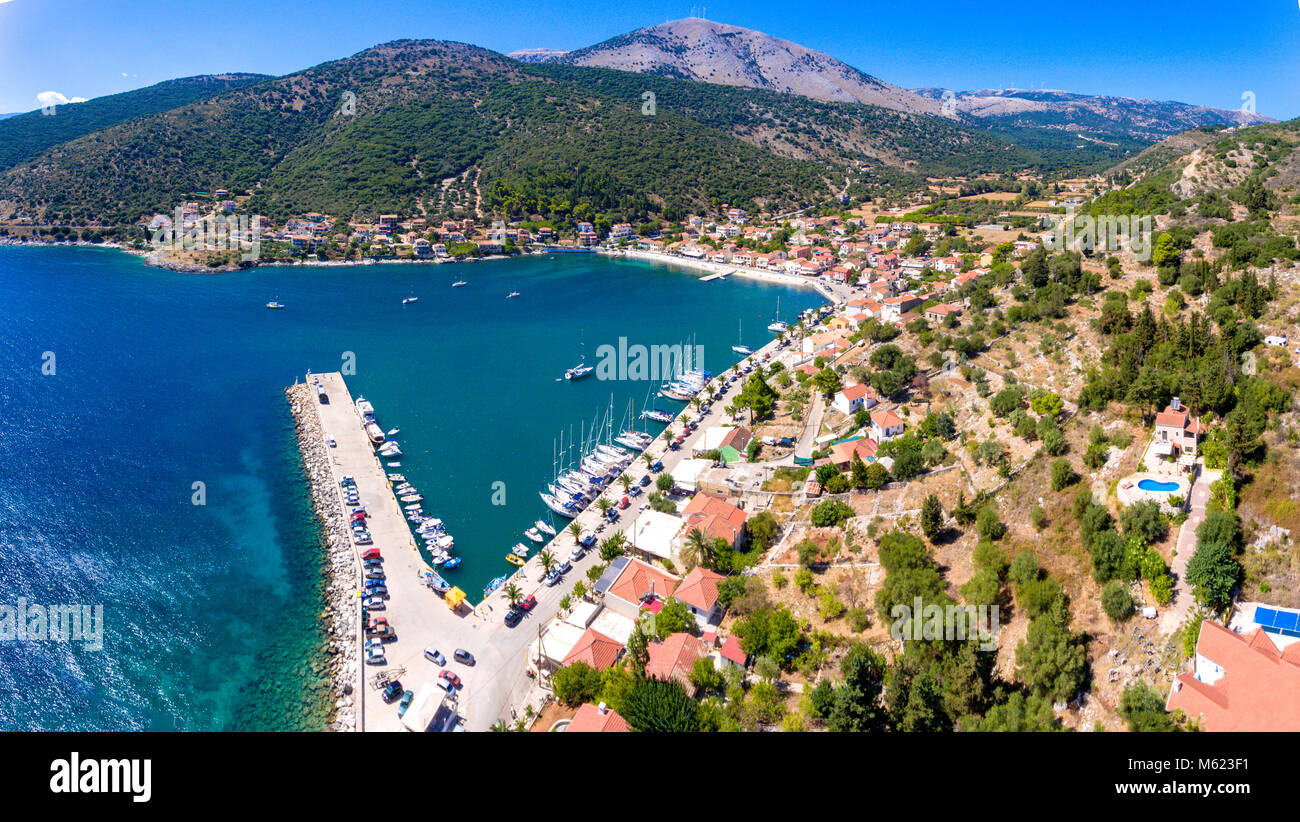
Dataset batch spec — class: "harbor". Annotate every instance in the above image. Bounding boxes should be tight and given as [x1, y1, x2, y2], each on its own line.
[288, 295, 822, 730]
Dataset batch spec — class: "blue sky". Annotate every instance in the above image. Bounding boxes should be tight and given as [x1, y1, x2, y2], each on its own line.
[2, 0, 1298, 117]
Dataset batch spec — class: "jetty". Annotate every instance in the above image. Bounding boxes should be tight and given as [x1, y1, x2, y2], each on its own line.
[698, 269, 733, 281]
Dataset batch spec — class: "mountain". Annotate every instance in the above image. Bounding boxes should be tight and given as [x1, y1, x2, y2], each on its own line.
[506, 48, 570, 63]
[0, 113, 18, 120]
[548, 18, 942, 117]
[912, 88, 1274, 142]
[0, 74, 269, 172]
[0, 39, 1091, 227]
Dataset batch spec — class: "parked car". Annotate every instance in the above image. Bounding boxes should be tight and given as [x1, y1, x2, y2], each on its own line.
[397, 690, 415, 717]
[545, 570, 561, 587]
[439, 669, 462, 689]
[424, 647, 446, 666]
[580, 532, 598, 548]
[361, 548, 381, 561]
[365, 647, 387, 666]
[628, 485, 642, 497]
[504, 607, 523, 627]
[569, 547, 585, 563]
[364, 567, 385, 579]
[520, 595, 537, 612]
[363, 596, 385, 611]
[650, 461, 663, 472]
[453, 649, 475, 666]
[382, 681, 403, 703]
[557, 561, 572, 576]
[618, 496, 630, 509]
[639, 475, 652, 487]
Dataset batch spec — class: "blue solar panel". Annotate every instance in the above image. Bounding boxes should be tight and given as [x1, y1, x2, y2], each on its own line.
[1277, 611, 1300, 632]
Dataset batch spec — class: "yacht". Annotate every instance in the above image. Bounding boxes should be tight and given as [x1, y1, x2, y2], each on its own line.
[539, 492, 578, 518]
[524, 528, 544, 543]
[535, 520, 556, 536]
[364, 422, 386, 445]
[402, 296, 418, 304]
[767, 297, 788, 332]
[641, 409, 674, 424]
[451, 281, 467, 287]
[732, 318, 753, 354]
[506, 291, 520, 299]
[266, 299, 285, 310]
[565, 363, 594, 380]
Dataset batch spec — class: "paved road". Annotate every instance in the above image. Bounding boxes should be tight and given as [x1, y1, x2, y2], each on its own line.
[1160, 467, 1217, 634]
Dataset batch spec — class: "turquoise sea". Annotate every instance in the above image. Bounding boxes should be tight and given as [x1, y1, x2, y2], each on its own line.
[0, 245, 823, 730]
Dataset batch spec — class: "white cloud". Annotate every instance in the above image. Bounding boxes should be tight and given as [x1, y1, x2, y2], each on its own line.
[36, 91, 88, 109]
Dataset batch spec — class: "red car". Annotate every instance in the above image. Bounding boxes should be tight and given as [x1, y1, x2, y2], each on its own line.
[520, 594, 537, 612]
[439, 669, 462, 689]
[361, 548, 381, 561]
[618, 496, 630, 509]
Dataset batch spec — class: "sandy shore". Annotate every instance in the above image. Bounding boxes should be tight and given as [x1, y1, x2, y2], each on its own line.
[607, 248, 842, 303]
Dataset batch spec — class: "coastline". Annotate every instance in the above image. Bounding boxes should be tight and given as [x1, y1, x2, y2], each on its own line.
[285, 380, 362, 732]
[605, 247, 840, 303]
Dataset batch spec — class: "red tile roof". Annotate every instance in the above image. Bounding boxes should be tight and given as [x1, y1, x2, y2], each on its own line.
[1166, 622, 1300, 731]
[719, 635, 747, 666]
[567, 703, 631, 732]
[682, 492, 748, 545]
[645, 632, 707, 688]
[607, 558, 679, 608]
[871, 408, 904, 430]
[674, 566, 725, 613]
[561, 628, 624, 671]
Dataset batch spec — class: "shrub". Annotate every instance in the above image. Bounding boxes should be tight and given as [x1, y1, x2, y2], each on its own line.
[1102, 581, 1134, 622]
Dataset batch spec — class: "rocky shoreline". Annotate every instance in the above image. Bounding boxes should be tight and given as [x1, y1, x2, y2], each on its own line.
[286, 381, 362, 732]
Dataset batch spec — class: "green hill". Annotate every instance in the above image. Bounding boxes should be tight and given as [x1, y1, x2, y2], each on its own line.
[0, 74, 269, 172]
[0, 40, 1117, 227]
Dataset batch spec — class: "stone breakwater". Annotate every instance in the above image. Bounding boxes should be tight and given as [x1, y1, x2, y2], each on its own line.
[286, 381, 362, 732]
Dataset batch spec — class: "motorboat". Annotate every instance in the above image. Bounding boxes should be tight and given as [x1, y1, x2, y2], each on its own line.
[535, 520, 556, 536]
[484, 575, 508, 597]
[355, 397, 375, 419]
[451, 281, 467, 287]
[441, 557, 462, 570]
[387, 473, 406, 482]
[365, 422, 386, 445]
[426, 571, 451, 594]
[378, 443, 402, 457]
[402, 296, 418, 305]
[641, 409, 673, 424]
[565, 363, 594, 380]
[506, 291, 520, 299]
[399, 494, 423, 503]
[266, 300, 285, 309]
[505, 553, 525, 567]
[524, 528, 544, 543]
[512, 543, 531, 557]
[386, 428, 400, 437]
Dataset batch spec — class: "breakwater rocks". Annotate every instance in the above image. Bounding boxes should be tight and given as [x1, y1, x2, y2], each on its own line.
[287, 381, 361, 732]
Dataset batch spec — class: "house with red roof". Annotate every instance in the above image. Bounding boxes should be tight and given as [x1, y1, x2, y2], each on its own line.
[673, 566, 727, 626]
[1166, 621, 1300, 731]
[645, 632, 709, 690]
[924, 303, 962, 323]
[1153, 397, 1203, 458]
[599, 557, 680, 620]
[832, 383, 880, 416]
[718, 635, 748, 668]
[828, 437, 879, 469]
[567, 703, 631, 732]
[681, 492, 748, 548]
[870, 408, 905, 441]
[560, 628, 624, 671]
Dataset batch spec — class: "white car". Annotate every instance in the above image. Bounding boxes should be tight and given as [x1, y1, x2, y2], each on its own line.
[365, 647, 386, 665]
[424, 647, 446, 666]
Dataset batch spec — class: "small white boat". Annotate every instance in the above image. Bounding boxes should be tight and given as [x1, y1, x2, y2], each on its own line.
[266, 299, 285, 309]
[451, 281, 467, 287]
[512, 543, 531, 557]
[399, 494, 423, 503]
[535, 520, 556, 536]
[565, 363, 594, 380]
[402, 296, 418, 304]
[506, 291, 520, 299]
[386, 428, 399, 437]
[524, 528, 544, 543]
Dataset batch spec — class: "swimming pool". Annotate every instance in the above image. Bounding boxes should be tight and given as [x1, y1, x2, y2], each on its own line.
[1137, 479, 1181, 493]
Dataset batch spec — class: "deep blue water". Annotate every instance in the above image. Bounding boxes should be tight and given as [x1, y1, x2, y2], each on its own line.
[0, 245, 822, 730]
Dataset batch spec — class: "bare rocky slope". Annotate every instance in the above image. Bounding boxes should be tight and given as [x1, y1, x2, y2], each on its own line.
[544, 18, 943, 117]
